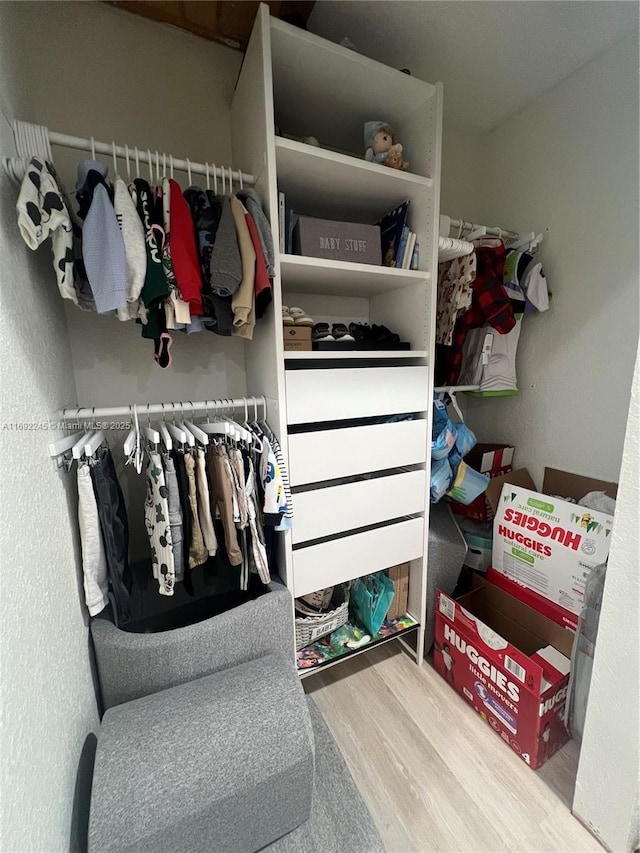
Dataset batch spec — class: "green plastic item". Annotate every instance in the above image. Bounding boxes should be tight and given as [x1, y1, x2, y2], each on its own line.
[351, 571, 396, 636]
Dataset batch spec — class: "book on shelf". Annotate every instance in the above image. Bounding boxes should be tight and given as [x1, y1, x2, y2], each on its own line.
[376, 200, 410, 268]
[410, 241, 419, 270]
[396, 226, 410, 268]
[402, 232, 417, 270]
[278, 191, 285, 254]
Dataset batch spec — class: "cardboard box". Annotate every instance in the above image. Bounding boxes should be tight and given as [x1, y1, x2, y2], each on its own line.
[435, 578, 573, 769]
[283, 326, 312, 351]
[293, 215, 381, 265]
[485, 468, 616, 630]
[386, 563, 409, 619]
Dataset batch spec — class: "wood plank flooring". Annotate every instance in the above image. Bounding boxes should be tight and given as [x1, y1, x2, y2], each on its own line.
[304, 643, 602, 853]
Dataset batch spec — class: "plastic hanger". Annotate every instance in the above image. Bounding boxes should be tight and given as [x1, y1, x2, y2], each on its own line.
[205, 162, 210, 191]
[213, 164, 218, 195]
[90, 136, 96, 160]
[147, 148, 153, 184]
[49, 430, 86, 461]
[112, 142, 118, 180]
[465, 225, 487, 242]
[134, 146, 140, 178]
[72, 431, 94, 460]
[170, 154, 174, 180]
[84, 430, 106, 458]
[158, 403, 172, 451]
[124, 144, 131, 182]
[186, 157, 192, 187]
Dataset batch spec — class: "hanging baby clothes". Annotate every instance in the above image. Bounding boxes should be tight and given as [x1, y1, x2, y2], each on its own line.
[113, 176, 147, 321]
[76, 161, 128, 314]
[169, 179, 204, 317]
[271, 434, 293, 532]
[144, 448, 175, 596]
[230, 196, 257, 340]
[244, 206, 273, 319]
[90, 446, 132, 624]
[459, 250, 550, 395]
[184, 187, 220, 318]
[77, 462, 109, 616]
[16, 157, 78, 304]
[236, 187, 275, 278]
[183, 450, 208, 569]
[243, 456, 271, 585]
[162, 449, 184, 583]
[441, 238, 515, 386]
[206, 444, 243, 567]
[209, 197, 242, 297]
[435, 252, 477, 346]
[195, 447, 218, 557]
[133, 177, 169, 340]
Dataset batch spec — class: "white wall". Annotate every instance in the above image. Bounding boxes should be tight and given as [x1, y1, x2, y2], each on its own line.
[6, 0, 245, 409]
[462, 33, 639, 487]
[573, 345, 640, 852]
[0, 9, 100, 849]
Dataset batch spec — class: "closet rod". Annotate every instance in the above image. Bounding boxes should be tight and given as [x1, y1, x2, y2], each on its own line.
[3, 124, 256, 186]
[443, 215, 519, 241]
[54, 397, 266, 421]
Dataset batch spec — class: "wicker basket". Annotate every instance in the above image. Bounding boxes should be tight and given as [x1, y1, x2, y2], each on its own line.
[295, 585, 349, 649]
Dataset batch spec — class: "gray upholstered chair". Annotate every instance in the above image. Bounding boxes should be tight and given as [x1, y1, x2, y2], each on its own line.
[88, 583, 384, 853]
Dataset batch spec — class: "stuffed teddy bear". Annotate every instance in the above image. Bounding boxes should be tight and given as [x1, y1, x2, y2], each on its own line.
[364, 120, 408, 168]
[385, 143, 408, 171]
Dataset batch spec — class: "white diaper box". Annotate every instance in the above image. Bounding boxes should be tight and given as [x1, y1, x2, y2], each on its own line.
[484, 468, 617, 631]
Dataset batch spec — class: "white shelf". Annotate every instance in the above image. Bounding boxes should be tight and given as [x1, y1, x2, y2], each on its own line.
[275, 137, 433, 223]
[434, 385, 481, 393]
[280, 254, 428, 297]
[284, 350, 427, 361]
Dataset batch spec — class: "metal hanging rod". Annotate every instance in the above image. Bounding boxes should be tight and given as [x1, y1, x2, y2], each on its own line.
[441, 214, 519, 241]
[54, 396, 267, 422]
[3, 120, 255, 186]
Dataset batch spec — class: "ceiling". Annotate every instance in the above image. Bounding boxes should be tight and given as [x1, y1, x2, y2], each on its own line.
[307, 1, 639, 134]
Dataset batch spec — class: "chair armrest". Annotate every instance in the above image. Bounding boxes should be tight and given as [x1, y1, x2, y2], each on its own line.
[91, 582, 295, 710]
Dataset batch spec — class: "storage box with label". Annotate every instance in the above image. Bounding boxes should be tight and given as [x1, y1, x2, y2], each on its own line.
[435, 578, 573, 769]
[292, 215, 381, 265]
[451, 443, 514, 522]
[485, 468, 617, 631]
[283, 326, 312, 352]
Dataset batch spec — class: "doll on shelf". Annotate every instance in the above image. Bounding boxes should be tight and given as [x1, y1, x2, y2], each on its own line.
[364, 121, 409, 171]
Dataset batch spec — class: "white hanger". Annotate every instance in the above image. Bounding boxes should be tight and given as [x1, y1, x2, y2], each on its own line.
[169, 154, 174, 180]
[147, 148, 153, 184]
[213, 164, 218, 195]
[72, 431, 94, 460]
[183, 402, 208, 446]
[90, 136, 96, 160]
[186, 157, 192, 187]
[85, 430, 106, 458]
[112, 142, 118, 179]
[49, 430, 86, 460]
[239, 168, 243, 190]
[221, 165, 226, 195]
[465, 225, 487, 242]
[205, 162, 210, 191]
[134, 146, 140, 178]
[158, 403, 172, 451]
[200, 399, 232, 439]
[124, 144, 131, 182]
[155, 151, 160, 185]
[177, 419, 196, 447]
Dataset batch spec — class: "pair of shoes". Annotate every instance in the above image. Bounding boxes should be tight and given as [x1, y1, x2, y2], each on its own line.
[312, 323, 356, 342]
[348, 322, 401, 344]
[283, 306, 314, 326]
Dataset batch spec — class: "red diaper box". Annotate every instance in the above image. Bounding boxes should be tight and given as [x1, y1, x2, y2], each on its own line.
[435, 578, 573, 769]
[484, 468, 617, 631]
[450, 444, 514, 523]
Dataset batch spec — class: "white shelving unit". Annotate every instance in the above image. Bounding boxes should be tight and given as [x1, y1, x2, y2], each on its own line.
[231, 4, 443, 673]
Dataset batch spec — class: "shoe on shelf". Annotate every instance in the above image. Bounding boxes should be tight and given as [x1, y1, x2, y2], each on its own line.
[370, 324, 401, 344]
[332, 323, 355, 342]
[282, 306, 294, 326]
[289, 306, 314, 326]
[348, 322, 372, 342]
[312, 322, 335, 342]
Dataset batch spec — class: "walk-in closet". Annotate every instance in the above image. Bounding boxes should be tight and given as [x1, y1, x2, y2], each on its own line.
[0, 2, 637, 852]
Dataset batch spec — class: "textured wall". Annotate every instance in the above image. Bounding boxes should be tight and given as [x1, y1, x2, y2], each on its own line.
[0, 59, 100, 853]
[6, 0, 245, 409]
[462, 34, 639, 486]
[573, 345, 639, 851]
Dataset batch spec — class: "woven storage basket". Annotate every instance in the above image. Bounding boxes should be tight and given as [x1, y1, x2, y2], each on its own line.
[295, 585, 349, 649]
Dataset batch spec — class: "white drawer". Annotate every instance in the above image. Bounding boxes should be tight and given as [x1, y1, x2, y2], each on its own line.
[288, 419, 427, 486]
[292, 470, 426, 544]
[292, 517, 424, 598]
[285, 366, 428, 424]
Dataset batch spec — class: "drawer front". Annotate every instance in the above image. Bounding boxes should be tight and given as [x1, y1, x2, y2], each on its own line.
[292, 517, 424, 598]
[285, 366, 428, 424]
[288, 420, 427, 486]
[292, 470, 426, 544]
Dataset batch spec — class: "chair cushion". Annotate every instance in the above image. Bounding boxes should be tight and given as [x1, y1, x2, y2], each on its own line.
[88, 653, 314, 852]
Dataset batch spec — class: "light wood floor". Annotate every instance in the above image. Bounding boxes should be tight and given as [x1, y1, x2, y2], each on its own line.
[304, 643, 602, 853]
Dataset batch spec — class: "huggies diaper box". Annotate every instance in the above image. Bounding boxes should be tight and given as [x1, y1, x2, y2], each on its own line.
[435, 579, 574, 769]
[484, 468, 617, 631]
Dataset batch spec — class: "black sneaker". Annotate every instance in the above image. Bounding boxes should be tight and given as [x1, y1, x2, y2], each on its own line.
[332, 323, 355, 342]
[312, 322, 335, 342]
[348, 322, 372, 342]
[370, 324, 400, 343]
